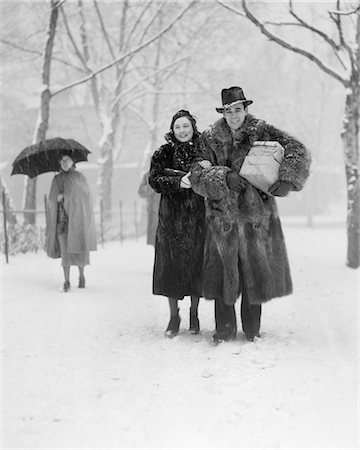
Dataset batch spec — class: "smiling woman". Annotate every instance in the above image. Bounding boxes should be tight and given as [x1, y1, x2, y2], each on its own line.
[148, 109, 206, 338]
[173, 116, 194, 143]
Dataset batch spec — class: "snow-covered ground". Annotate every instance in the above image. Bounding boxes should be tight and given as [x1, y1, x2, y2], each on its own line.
[1, 225, 359, 449]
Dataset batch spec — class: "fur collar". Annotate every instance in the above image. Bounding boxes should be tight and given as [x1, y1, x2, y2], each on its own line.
[208, 114, 263, 146]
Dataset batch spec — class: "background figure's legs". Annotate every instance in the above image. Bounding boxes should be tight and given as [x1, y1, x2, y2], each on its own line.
[78, 266, 85, 288]
[62, 265, 70, 283]
[189, 296, 200, 334]
[240, 289, 262, 340]
[165, 297, 180, 338]
[213, 298, 237, 341]
[62, 266, 70, 292]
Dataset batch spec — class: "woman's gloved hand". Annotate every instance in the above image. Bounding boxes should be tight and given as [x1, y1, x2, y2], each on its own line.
[180, 172, 191, 189]
[57, 193, 64, 202]
[268, 180, 294, 197]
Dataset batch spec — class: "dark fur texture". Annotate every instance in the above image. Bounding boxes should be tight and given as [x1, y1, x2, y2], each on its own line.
[149, 134, 205, 299]
[190, 115, 311, 305]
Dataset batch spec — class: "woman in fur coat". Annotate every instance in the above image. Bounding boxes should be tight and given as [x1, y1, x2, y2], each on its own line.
[149, 110, 206, 338]
[46, 154, 97, 292]
[190, 86, 311, 343]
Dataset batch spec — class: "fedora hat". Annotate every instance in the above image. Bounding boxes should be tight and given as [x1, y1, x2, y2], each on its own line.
[216, 86, 253, 113]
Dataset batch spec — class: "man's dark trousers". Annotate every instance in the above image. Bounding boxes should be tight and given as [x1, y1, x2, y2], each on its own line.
[214, 290, 262, 336]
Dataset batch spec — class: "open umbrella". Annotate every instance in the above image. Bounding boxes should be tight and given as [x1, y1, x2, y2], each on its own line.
[11, 137, 91, 178]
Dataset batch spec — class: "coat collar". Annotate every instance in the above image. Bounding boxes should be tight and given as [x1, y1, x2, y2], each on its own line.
[209, 114, 260, 145]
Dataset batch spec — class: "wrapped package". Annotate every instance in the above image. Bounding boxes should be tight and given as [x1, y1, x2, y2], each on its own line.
[239, 141, 284, 195]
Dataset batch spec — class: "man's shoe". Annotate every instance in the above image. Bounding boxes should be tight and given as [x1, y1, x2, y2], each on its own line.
[165, 313, 181, 338]
[189, 309, 200, 334]
[213, 324, 236, 342]
[245, 332, 261, 342]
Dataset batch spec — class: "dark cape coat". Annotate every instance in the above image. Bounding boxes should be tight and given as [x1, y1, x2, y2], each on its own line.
[46, 170, 97, 259]
[149, 134, 206, 299]
[190, 115, 311, 305]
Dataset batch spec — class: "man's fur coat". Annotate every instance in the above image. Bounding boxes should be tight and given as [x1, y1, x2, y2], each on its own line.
[190, 114, 311, 305]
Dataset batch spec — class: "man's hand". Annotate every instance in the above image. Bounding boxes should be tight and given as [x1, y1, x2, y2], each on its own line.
[269, 180, 294, 197]
[180, 172, 191, 189]
[226, 171, 245, 193]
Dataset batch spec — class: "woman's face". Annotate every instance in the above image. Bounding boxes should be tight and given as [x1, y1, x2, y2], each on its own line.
[60, 155, 74, 172]
[173, 117, 194, 143]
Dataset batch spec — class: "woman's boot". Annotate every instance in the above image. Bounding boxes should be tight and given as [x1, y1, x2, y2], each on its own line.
[165, 309, 181, 338]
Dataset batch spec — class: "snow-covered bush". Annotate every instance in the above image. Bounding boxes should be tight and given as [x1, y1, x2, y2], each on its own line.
[0, 223, 45, 254]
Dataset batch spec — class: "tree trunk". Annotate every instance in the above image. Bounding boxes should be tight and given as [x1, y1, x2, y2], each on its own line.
[342, 83, 360, 268]
[97, 0, 128, 222]
[98, 130, 114, 219]
[22, 0, 58, 224]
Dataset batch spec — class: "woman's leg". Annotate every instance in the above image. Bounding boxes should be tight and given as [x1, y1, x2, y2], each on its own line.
[62, 266, 70, 292]
[165, 297, 180, 338]
[189, 296, 200, 334]
[78, 266, 85, 288]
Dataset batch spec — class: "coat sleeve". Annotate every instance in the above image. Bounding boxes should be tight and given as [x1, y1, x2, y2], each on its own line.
[260, 121, 311, 191]
[149, 146, 183, 193]
[189, 131, 231, 200]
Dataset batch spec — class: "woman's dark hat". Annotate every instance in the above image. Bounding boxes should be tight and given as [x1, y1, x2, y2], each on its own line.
[216, 86, 253, 113]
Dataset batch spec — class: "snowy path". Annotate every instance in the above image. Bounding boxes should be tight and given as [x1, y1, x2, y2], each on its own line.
[2, 226, 359, 449]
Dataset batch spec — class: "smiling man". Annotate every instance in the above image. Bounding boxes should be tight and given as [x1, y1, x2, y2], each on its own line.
[190, 86, 311, 343]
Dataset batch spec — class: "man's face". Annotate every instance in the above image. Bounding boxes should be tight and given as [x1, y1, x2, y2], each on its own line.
[223, 102, 247, 131]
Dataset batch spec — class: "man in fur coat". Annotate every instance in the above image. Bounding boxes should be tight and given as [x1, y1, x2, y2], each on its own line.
[190, 86, 311, 342]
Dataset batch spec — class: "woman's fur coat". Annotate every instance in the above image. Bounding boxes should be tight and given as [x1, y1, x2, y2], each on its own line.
[46, 170, 97, 259]
[149, 134, 205, 300]
[190, 114, 311, 305]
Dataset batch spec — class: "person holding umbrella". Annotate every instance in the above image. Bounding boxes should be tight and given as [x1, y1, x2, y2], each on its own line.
[46, 153, 97, 292]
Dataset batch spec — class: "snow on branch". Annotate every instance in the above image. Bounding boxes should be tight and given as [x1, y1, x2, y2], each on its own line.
[329, 5, 360, 16]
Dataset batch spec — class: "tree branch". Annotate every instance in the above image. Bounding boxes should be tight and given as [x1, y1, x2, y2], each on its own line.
[240, 0, 348, 86]
[59, 4, 90, 71]
[51, 1, 196, 96]
[77, 0, 102, 122]
[329, 5, 360, 16]
[111, 49, 199, 107]
[288, 0, 348, 71]
[0, 38, 86, 73]
[124, 0, 155, 48]
[289, 0, 341, 51]
[329, 0, 354, 58]
[93, 0, 116, 60]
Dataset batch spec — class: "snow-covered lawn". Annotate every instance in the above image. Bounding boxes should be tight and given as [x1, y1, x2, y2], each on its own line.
[1, 225, 359, 449]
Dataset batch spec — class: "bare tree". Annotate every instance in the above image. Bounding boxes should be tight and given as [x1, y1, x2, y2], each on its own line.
[57, 0, 196, 220]
[21, 0, 61, 224]
[217, 0, 360, 268]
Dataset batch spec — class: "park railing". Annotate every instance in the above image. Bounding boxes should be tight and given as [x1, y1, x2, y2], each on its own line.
[0, 191, 146, 263]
